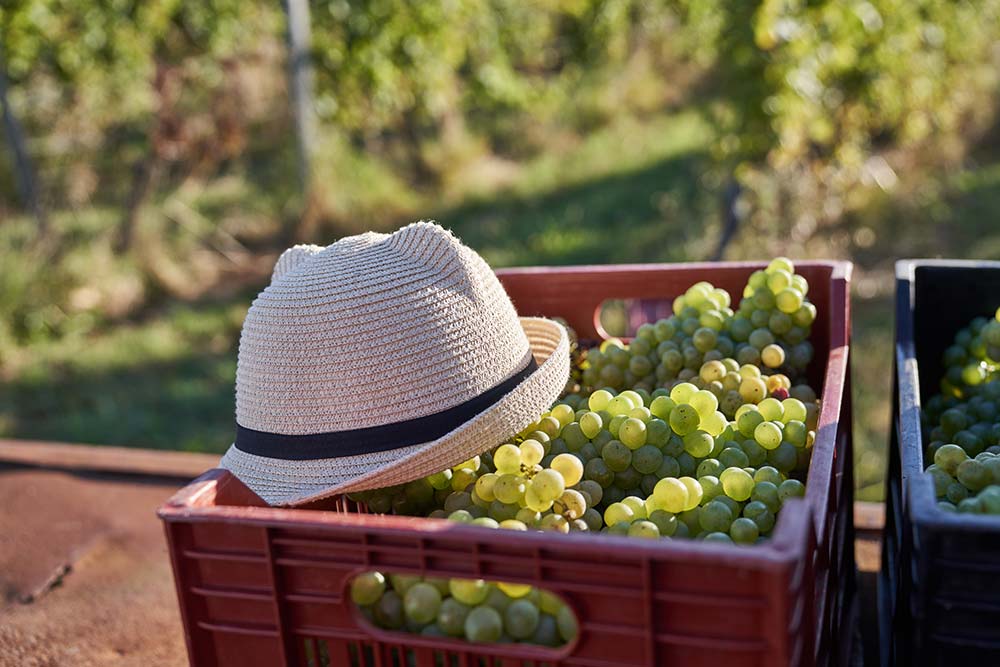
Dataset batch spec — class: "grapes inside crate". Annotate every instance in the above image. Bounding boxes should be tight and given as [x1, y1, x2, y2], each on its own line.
[159, 259, 853, 667]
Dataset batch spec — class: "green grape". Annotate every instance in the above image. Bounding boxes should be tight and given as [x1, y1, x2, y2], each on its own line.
[608, 415, 627, 437]
[351, 572, 386, 606]
[739, 377, 767, 403]
[650, 396, 676, 420]
[551, 454, 584, 487]
[556, 605, 578, 642]
[690, 390, 719, 417]
[775, 288, 804, 314]
[678, 477, 703, 510]
[464, 606, 503, 642]
[437, 598, 471, 636]
[580, 412, 603, 439]
[743, 501, 776, 533]
[577, 480, 604, 506]
[504, 599, 541, 639]
[777, 479, 806, 502]
[500, 519, 528, 530]
[539, 513, 570, 532]
[757, 398, 784, 422]
[646, 418, 671, 447]
[516, 508, 541, 526]
[737, 408, 765, 437]
[699, 500, 734, 532]
[525, 485, 554, 512]
[562, 423, 588, 450]
[697, 458, 724, 478]
[653, 478, 689, 513]
[698, 475, 724, 504]
[703, 531, 734, 544]
[957, 459, 992, 491]
[683, 430, 714, 458]
[585, 458, 615, 487]
[677, 452, 697, 477]
[495, 444, 523, 475]
[718, 446, 750, 470]
[628, 520, 660, 538]
[781, 398, 808, 423]
[537, 417, 563, 438]
[374, 590, 405, 629]
[520, 440, 545, 467]
[471, 517, 500, 529]
[475, 473, 498, 502]
[751, 481, 781, 512]
[494, 475, 526, 504]
[768, 441, 799, 473]
[934, 444, 969, 476]
[740, 439, 768, 467]
[404, 582, 442, 624]
[427, 469, 454, 490]
[444, 581, 490, 611]
[621, 495, 647, 519]
[670, 382, 698, 404]
[784, 420, 808, 448]
[720, 468, 754, 501]
[620, 390, 645, 408]
[551, 404, 575, 427]
[451, 468, 477, 492]
[553, 489, 587, 519]
[669, 404, 701, 436]
[761, 344, 786, 368]
[620, 418, 648, 449]
[602, 440, 633, 472]
[629, 407, 652, 423]
[730, 517, 761, 544]
[604, 502, 635, 527]
[754, 422, 783, 450]
[632, 445, 665, 474]
[700, 411, 728, 437]
[608, 395, 636, 416]
[589, 389, 614, 412]
[448, 510, 473, 522]
[793, 303, 817, 328]
[531, 613, 561, 647]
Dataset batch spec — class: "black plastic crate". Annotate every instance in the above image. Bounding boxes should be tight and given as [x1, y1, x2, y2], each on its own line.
[880, 260, 1000, 666]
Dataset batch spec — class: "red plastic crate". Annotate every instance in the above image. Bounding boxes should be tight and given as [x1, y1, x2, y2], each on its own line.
[159, 261, 854, 667]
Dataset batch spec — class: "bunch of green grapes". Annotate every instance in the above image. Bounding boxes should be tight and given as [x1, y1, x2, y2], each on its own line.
[731, 258, 817, 379]
[937, 308, 1000, 398]
[927, 447, 1000, 514]
[582, 281, 736, 393]
[920, 309, 1000, 517]
[579, 259, 817, 396]
[348, 454, 491, 516]
[437, 419, 603, 534]
[351, 572, 578, 647]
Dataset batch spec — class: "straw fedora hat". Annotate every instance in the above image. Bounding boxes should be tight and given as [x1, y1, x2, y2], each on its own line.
[220, 221, 569, 506]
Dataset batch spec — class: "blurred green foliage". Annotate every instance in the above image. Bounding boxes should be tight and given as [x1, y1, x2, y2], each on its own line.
[711, 0, 1000, 240]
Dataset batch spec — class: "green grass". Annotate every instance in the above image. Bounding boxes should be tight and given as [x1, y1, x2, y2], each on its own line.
[3, 108, 1000, 503]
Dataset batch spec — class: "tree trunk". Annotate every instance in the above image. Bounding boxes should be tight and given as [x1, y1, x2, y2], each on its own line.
[711, 177, 743, 261]
[0, 55, 48, 235]
[283, 0, 316, 198]
[115, 156, 161, 254]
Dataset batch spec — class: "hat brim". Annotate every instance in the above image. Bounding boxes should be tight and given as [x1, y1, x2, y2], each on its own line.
[219, 317, 570, 507]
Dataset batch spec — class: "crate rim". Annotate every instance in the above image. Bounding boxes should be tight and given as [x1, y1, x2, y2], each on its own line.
[894, 258, 1000, 532]
[496, 259, 851, 281]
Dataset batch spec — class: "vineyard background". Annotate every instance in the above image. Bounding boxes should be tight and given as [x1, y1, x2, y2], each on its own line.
[2, 0, 1000, 501]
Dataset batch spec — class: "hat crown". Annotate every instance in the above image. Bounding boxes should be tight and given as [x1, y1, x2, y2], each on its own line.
[235, 222, 530, 436]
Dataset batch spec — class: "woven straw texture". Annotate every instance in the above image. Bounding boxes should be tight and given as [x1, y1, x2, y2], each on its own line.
[220, 222, 569, 506]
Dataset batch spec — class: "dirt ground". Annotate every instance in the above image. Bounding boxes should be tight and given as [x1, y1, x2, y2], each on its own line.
[0, 466, 188, 667]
